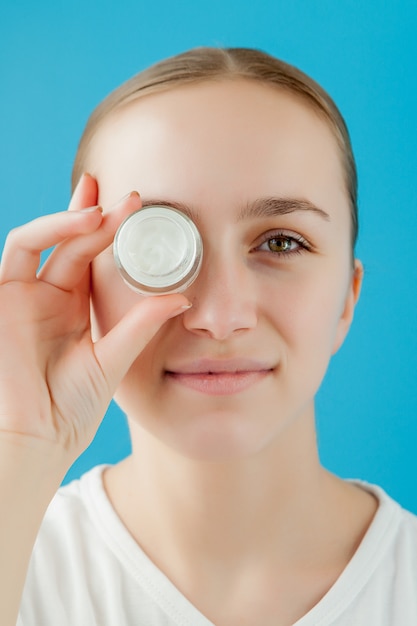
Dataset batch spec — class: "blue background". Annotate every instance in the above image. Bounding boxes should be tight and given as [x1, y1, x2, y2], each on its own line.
[1, 1, 416, 509]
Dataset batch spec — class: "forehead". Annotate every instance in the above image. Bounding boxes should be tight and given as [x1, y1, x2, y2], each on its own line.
[89, 79, 348, 216]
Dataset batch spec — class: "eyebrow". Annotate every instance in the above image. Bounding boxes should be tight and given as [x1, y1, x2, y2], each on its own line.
[140, 196, 330, 223]
[238, 197, 330, 222]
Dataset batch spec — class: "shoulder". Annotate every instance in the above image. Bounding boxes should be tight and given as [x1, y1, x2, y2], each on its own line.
[351, 480, 417, 568]
[358, 480, 417, 544]
[342, 481, 417, 622]
[37, 464, 107, 543]
[23, 464, 111, 577]
[19, 465, 124, 624]
[302, 481, 417, 625]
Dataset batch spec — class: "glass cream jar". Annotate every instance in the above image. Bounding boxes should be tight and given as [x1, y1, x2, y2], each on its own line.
[113, 205, 203, 295]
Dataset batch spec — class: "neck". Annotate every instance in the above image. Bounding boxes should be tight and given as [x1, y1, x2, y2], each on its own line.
[103, 408, 378, 623]
[105, 407, 335, 564]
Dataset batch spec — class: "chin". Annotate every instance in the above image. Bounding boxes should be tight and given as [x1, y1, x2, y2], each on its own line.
[118, 388, 294, 463]
[151, 407, 280, 463]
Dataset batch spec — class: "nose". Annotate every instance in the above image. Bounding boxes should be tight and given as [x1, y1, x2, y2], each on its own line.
[182, 248, 258, 340]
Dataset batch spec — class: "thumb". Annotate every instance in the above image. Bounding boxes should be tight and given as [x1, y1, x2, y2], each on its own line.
[93, 294, 191, 392]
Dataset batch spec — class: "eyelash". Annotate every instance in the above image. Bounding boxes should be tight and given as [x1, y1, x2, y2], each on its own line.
[254, 230, 311, 258]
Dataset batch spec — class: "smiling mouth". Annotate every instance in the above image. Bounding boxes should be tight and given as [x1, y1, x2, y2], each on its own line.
[165, 361, 274, 396]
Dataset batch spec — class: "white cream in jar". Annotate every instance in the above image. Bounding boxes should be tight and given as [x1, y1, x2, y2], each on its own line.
[113, 205, 203, 295]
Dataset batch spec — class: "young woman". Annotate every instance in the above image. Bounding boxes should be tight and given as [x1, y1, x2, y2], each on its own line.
[1, 47, 416, 626]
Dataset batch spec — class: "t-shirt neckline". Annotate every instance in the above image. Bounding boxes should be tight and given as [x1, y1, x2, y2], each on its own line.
[78, 465, 403, 626]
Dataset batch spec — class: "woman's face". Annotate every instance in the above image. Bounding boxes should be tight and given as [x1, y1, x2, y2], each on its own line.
[89, 79, 362, 460]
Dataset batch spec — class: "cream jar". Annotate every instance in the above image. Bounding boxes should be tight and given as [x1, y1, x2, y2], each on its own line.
[113, 205, 203, 295]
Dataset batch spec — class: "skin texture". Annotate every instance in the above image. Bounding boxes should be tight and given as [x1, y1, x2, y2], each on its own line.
[83, 80, 378, 625]
[89, 79, 361, 461]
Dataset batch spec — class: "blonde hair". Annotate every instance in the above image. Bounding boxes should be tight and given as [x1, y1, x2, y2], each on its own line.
[72, 47, 358, 248]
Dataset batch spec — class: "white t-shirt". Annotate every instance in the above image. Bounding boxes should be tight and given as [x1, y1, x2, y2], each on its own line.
[18, 465, 417, 625]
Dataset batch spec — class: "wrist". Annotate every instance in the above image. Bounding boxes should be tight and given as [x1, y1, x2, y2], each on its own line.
[0, 432, 71, 494]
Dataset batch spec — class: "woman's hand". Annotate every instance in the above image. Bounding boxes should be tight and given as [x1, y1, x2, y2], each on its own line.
[0, 174, 190, 469]
[0, 174, 190, 626]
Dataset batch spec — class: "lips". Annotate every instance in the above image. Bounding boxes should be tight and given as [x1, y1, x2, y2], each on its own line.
[165, 358, 275, 396]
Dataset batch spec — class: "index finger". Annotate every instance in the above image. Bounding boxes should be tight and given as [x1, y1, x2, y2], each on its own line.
[37, 192, 142, 292]
[0, 209, 103, 284]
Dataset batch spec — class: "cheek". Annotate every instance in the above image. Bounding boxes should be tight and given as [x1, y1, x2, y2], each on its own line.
[265, 266, 350, 354]
[112, 328, 171, 421]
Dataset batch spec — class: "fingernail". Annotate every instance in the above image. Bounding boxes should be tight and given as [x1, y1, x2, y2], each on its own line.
[119, 190, 140, 201]
[168, 302, 192, 318]
[107, 191, 140, 211]
[75, 172, 93, 188]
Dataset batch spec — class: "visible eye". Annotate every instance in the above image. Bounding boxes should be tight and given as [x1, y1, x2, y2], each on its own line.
[255, 230, 311, 257]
